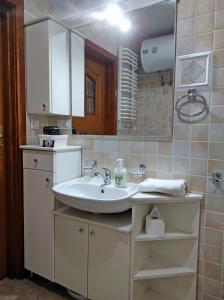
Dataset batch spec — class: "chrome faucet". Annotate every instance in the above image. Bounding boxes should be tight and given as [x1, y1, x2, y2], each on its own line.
[94, 168, 112, 185]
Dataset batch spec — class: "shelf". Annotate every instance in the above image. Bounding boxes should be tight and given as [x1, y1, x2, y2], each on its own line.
[54, 207, 132, 234]
[134, 258, 196, 280]
[140, 289, 179, 300]
[135, 230, 198, 242]
[131, 192, 203, 204]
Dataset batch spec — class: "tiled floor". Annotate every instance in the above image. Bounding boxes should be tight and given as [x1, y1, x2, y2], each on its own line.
[0, 276, 74, 300]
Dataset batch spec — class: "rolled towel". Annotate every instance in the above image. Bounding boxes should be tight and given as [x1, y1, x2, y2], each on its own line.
[138, 178, 187, 196]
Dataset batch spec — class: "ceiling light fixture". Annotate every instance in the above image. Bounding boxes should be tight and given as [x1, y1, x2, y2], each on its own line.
[92, 3, 131, 32]
[119, 18, 131, 32]
[104, 4, 123, 26]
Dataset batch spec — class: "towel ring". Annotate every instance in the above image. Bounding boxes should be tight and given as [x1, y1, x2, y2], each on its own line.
[175, 89, 208, 118]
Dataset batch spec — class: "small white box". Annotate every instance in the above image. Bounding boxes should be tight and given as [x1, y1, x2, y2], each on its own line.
[38, 134, 68, 147]
[145, 217, 165, 237]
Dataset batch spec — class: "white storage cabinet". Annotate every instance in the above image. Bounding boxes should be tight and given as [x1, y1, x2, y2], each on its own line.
[26, 20, 70, 115]
[54, 207, 131, 300]
[130, 193, 202, 300]
[22, 146, 82, 281]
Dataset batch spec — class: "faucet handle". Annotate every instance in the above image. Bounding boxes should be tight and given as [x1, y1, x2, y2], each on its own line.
[84, 160, 97, 170]
[209, 172, 223, 185]
[102, 168, 111, 180]
[90, 160, 97, 169]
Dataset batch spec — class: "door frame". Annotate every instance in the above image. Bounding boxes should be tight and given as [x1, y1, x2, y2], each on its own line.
[85, 40, 118, 135]
[0, 0, 25, 278]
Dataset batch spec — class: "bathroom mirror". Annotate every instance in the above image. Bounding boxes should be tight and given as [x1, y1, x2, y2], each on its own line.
[72, 0, 176, 139]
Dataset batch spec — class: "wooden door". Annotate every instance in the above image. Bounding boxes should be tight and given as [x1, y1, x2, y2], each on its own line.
[55, 216, 88, 297]
[0, 0, 26, 278]
[0, 15, 7, 279]
[88, 225, 130, 300]
[72, 57, 106, 134]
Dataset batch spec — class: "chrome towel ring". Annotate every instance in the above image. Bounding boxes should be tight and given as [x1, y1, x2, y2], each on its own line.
[175, 89, 209, 118]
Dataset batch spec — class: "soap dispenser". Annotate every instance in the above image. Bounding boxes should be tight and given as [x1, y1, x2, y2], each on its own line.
[114, 158, 127, 188]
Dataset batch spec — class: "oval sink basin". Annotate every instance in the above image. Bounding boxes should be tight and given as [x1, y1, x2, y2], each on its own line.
[52, 177, 138, 213]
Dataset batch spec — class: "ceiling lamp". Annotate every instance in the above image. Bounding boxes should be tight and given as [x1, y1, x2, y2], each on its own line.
[119, 18, 131, 32]
[92, 3, 131, 32]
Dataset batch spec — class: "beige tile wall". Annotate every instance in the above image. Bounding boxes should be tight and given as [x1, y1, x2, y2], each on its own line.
[118, 70, 173, 137]
[68, 1, 224, 299]
[25, 0, 224, 298]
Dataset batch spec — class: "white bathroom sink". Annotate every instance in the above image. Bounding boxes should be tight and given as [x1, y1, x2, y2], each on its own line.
[52, 177, 138, 213]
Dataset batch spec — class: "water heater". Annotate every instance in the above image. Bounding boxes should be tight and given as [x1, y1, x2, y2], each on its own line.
[141, 34, 174, 73]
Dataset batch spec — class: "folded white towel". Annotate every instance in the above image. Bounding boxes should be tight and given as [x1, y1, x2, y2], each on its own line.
[138, 178, 187, 196]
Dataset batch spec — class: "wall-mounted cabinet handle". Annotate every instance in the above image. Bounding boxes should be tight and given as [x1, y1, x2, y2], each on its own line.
[79, 228, 84, 233]
[34, 158, 38, 163]
[45, 178, 50, 183]
[90, 230, 95, 236]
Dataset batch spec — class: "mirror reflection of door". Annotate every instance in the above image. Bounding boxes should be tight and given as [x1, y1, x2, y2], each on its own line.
[0, 14, 6, 279]
[73, 56, 106, 135]
[72, 40, 117, 135]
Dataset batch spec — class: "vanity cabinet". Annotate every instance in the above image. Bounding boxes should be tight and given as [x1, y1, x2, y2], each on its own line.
[55, 216, 88, 297]
[54, 207, 131, 300]
[24, 169, 54, 281]
[22, 146, 82, 281]
[26, 19, 70, 115]
[88, 224, 130, 300]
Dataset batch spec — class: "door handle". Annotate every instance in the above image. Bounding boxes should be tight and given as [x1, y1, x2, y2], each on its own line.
[90, 230, 95, 236]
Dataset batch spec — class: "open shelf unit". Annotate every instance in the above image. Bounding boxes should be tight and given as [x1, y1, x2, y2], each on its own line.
[141, 289, 178, 300]
[132, 276, 198, 300]
[134, 256, 196, 280]
[130, 193, 202, 300]
[135, 230, 198, 242]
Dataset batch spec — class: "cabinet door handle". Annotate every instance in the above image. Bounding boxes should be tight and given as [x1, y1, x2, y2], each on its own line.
[33, 158, 38, 163]
[45, 178, 50, 183]
[90, 230, 95, 236]
[42, 104, 47, 111]
[79, 228, 84, 233]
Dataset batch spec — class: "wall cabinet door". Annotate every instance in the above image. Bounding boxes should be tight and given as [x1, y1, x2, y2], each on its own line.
[88, 225, 130, 300]
[71, 32, 85, 117]
[26, 20, 70, 115]
[55, 215, 88, 297]
[24, 169, 54, 280]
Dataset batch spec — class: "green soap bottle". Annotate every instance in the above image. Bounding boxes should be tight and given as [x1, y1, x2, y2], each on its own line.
[114, 158, 127, 188]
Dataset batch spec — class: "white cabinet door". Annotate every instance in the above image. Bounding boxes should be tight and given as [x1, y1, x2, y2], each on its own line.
[88, 225, 130, 300]
[55, 216, 88, 297]
[26, 20, 50, 114]
[26, 20, 70, 116]
[71, 32, 85, 117]
[24, 169, 54, 281]
[50, 21, 70, 115]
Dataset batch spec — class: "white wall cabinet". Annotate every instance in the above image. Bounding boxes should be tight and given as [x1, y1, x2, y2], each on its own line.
[71, 32, 85, 117]
[22, 146, 82, 281]
[54, 208, 131, 300]
[26, 20, 70, 115]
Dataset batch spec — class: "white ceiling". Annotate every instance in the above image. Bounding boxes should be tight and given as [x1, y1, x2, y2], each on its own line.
[24, 0, 175, 27]
[24, 0, 176, 55]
